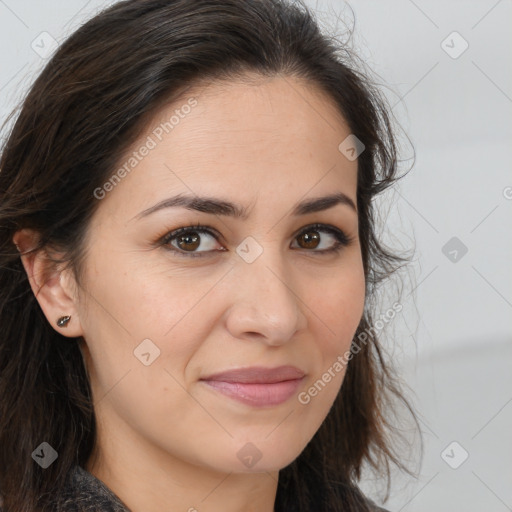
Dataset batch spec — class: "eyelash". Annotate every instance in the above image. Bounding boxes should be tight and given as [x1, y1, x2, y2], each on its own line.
[157, 222, 355, 258]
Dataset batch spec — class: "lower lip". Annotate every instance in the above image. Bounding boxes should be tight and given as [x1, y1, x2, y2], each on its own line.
[201, 378, 304, 407]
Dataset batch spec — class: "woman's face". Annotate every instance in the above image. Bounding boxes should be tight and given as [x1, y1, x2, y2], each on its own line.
[75, 74, 365, 476]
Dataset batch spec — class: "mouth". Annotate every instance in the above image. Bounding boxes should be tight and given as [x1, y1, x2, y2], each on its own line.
[199, 365, 305, 407]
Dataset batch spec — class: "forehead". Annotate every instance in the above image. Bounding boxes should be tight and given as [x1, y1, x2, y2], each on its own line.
[97, 74, 358, 219]
[160, 73, 351, 153]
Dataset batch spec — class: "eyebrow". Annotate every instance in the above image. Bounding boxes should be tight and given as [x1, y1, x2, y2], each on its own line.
[131, 192, 357, 222]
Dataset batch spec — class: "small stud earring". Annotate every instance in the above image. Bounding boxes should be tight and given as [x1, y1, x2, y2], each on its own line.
[57, 315, 71, 328]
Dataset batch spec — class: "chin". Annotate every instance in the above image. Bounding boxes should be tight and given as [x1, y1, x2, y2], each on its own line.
[213, 435, 309, 474]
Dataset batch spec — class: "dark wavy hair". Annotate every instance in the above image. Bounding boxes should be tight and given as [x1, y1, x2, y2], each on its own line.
[0, 0, 421, 510]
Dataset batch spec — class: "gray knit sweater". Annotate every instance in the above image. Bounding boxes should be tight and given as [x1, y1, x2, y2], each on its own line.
[0, 465, 391, 511]
[56, 465, 132, 511]
[0, 466, 131, 512]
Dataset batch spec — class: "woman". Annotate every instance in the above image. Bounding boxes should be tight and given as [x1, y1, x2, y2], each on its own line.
[0, 0, 421, 510]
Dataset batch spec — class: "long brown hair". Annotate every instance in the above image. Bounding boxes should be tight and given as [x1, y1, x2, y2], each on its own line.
[0, 0, 421, 510]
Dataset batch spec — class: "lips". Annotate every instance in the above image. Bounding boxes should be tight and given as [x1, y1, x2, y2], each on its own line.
[200, 365, 305, 407]
[201, 365, 305, 384]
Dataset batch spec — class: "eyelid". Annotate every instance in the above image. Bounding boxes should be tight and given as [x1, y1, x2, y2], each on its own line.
[158, 222, 354, 257]
[159, 223, 224, 257]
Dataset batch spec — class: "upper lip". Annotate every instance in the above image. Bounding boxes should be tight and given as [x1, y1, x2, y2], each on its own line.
[200, 365, 305, 384]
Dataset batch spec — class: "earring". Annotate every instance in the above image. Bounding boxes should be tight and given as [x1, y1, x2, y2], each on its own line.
[57, 315, 71, 328]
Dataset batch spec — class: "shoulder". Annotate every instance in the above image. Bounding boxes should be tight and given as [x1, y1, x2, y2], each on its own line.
[0, 466, 131, 512]
[56, 465, 132, 512]
[0, 466, 130, 512]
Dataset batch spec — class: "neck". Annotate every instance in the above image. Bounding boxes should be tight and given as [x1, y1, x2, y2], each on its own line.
[85, 421, 278, 512]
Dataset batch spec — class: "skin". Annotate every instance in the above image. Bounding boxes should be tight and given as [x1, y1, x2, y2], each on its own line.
[14, 73, 365, 512]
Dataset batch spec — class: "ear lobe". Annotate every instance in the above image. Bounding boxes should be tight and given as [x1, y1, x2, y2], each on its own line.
[12, 228, 84, 337]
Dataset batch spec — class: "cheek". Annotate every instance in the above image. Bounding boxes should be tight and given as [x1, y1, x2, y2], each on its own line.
[79, 257, 217, 440]
[296, 264, 365, 424]
[84, 246, 220, 336]
[312, 262, 366, 349]
[79, 254, 235, 412]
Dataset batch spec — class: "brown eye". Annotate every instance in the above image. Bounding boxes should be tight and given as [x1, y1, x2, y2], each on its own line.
[175, 231, 201, 251]
[297, 231, 320, 249]
[291, 224, 352, 254]
[161, 225, 223, 257]
[160, 223, 352, 258]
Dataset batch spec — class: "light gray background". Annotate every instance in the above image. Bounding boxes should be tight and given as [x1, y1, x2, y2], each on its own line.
[1, 1, 511, 511]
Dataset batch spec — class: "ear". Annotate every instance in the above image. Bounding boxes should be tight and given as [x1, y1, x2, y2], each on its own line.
[12, 228, 84, 337]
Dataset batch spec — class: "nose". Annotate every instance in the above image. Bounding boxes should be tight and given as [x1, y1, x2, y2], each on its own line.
[224, 250, 308, 346]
